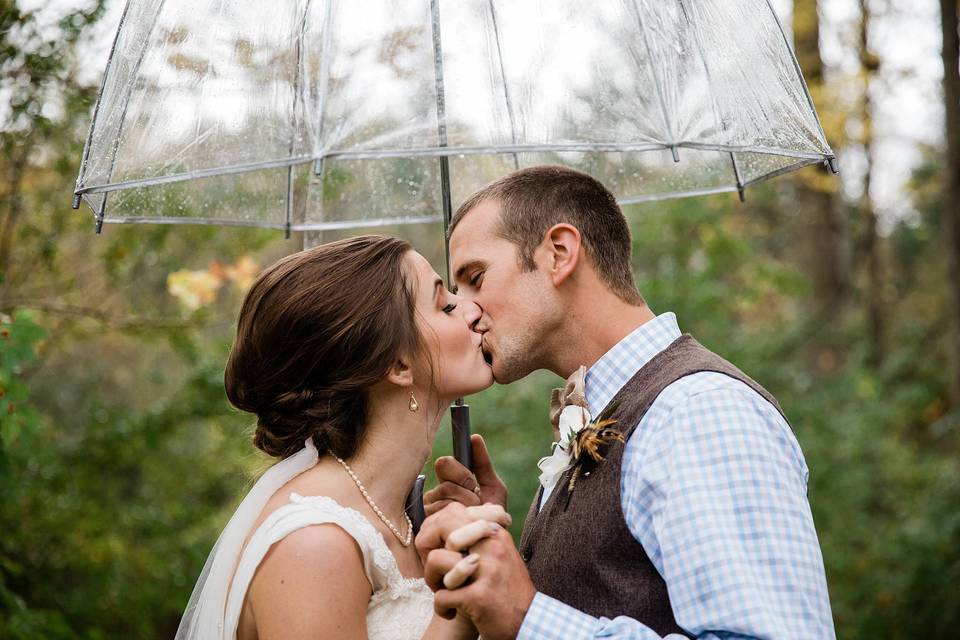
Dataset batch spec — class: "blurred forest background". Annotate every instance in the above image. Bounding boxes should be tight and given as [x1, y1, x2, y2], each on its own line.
[2, 0, 960, 637]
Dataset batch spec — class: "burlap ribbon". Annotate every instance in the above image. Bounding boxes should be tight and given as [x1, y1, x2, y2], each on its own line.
[549, 365, 588, 442]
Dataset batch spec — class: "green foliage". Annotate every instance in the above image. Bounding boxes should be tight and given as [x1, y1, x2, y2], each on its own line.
[0, 3, 958, 640]
[0, 310, 45, 464]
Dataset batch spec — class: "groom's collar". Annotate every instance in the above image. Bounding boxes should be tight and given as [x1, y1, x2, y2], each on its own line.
[583, 312, 682, 416]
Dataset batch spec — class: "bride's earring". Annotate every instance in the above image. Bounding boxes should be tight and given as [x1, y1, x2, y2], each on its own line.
[408, 392, 420, 413]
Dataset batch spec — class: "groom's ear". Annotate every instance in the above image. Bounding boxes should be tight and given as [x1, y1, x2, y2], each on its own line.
[385, 356, 416, 388]
[541, 223, 581, 287]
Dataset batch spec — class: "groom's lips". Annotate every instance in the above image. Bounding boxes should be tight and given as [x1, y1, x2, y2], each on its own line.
[480, 337, 494, 366]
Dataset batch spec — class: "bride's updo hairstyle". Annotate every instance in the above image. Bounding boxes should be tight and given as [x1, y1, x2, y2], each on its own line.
[224, 235, 421, 460]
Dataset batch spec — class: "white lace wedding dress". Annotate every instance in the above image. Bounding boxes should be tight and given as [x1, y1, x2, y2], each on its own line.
[225, 492, 435, 639]
[174, 439, 435, 640]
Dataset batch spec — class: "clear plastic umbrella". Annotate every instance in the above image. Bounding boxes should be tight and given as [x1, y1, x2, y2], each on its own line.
[73, 0, 836, 239]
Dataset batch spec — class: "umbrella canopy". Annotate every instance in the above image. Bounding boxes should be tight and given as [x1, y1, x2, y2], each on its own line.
[73, 0, 835, 234]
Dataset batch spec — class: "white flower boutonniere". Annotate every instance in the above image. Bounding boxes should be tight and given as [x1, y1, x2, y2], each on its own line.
[537, 404, 592, 495]
[538, 366, 625, 499]
[537, 401, 624, 498]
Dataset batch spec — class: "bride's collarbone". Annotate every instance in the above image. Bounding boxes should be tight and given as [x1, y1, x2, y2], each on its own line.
[276, 471, 423, 579]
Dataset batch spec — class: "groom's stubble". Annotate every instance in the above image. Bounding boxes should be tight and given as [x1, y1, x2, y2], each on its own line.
[483, 266, 567, 385]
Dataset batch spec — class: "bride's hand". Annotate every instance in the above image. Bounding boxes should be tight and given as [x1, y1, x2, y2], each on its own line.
[425, 435, 508, 514]
[417, 503, 510, 587]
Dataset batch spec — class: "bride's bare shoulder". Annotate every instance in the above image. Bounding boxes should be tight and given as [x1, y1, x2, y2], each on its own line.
[251, 462, 355, 532]
[247, 524, 372, 639]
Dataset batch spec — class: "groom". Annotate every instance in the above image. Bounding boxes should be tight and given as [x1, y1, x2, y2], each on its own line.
[415, 166, 836, 639]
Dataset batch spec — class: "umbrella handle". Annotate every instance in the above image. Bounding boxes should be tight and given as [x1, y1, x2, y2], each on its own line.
[404, 474, 427, 535]
[406, 403, 473, 535]
[451, 403, 473, 472]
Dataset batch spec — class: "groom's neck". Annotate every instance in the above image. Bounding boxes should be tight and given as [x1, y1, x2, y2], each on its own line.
[550, 287, 655, 379]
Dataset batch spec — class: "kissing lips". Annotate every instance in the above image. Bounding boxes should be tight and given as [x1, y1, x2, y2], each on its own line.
[480, 338, 494, 367]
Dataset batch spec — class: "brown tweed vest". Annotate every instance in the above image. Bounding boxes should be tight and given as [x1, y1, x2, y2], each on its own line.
[518, 334, 788, 637]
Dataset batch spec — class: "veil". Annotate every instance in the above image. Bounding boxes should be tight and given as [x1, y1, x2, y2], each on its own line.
[174, 438, 319, 640]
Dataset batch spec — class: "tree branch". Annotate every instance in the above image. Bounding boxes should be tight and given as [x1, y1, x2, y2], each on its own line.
[0, 298, 199, 331]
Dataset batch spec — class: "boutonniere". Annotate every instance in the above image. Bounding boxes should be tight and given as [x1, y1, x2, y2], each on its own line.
[563, 400, 624, 493]
[538, 365, 625, 498]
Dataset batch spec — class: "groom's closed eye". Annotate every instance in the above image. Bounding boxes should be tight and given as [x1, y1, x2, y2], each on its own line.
[461, 271, 484, 292]
[454, 260, 486, 291]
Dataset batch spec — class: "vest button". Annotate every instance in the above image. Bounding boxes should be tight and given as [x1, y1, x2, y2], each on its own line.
[521, 548, 531, 562]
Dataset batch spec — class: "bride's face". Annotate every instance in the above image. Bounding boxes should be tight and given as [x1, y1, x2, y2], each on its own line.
[405, 251, 493, 401]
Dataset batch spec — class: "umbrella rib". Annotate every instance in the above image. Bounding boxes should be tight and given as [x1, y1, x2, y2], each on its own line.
[74, 0, 135, 209]
[97, 0, 169, 232]
[312, 0, 335, 177]
[628, 0, 678, 158]
[286, 0, 314, 239]
[487, 0, 519, 171]
[430, 0, 456, 289]
[762, 0, 831, 148]
[675, 0, 745, 199]
[730, 153, 746, 202]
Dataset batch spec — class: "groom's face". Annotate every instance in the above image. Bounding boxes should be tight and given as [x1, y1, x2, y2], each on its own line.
[449, 199, 561, 383]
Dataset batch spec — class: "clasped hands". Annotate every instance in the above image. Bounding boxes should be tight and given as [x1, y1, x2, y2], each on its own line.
[416, 435, 536, 640]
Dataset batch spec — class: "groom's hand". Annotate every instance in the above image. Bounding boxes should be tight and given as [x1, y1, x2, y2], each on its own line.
[419, 503, 535, 640]
[424, 434, 508, 515]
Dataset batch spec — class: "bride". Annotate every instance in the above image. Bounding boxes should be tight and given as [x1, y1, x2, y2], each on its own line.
[175, 235, 507, 640]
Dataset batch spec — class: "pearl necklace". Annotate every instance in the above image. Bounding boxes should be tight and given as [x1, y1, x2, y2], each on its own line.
[334, 456, 413, 547]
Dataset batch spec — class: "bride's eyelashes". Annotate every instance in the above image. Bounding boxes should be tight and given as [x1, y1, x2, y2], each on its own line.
[442, 302, 458, 314]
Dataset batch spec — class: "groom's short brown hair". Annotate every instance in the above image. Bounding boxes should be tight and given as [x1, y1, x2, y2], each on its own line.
[450, 165, 643, 305]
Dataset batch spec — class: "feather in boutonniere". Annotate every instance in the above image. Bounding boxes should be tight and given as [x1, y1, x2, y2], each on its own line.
[567, 401, 624, 493]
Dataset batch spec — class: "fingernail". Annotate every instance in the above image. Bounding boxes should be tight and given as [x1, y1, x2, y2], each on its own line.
[489, 523, 500, 533]
[466, 553, 479, 564]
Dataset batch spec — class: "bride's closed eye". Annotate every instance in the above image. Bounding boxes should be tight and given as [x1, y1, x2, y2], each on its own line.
[442, 302, 458, 314]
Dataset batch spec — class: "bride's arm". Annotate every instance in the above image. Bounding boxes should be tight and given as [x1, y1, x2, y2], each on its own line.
[247, 525, 371, 640]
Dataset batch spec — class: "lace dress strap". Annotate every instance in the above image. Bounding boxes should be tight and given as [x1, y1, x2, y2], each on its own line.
[223, 493, 399, 639]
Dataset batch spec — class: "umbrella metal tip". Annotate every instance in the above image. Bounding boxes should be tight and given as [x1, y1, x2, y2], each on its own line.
[72, 194, 81, 209]
[827, 157, 840, 174]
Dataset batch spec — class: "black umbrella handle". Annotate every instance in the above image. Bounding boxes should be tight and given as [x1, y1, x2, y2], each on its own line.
[405, 474, 427, 536]
[451, 403, 473, 472]
[406, 403, 473, 535]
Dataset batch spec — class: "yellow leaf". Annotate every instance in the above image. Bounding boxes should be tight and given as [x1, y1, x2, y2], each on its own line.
[166, 269, 224, 310]
[225, 256, 260, 292]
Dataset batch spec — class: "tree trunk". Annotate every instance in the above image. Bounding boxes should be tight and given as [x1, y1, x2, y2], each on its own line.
[859, 0, 884, 368]
[941, 0, 960, 403]
[792, 1, 848, 320]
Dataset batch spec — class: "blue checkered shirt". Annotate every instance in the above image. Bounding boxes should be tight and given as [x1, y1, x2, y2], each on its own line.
[517, 313, 835, 640]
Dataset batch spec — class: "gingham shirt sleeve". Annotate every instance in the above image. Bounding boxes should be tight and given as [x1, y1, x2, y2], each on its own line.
[518, 379, 835, 640]
[517, 592, 672, 639]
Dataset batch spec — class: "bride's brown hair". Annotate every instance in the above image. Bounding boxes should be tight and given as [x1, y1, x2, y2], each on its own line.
[224, 235, 421, 460]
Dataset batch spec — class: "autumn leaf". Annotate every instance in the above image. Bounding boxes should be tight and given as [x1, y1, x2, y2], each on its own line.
[225, 256, 259, 292]
[166, 269, 224, 310]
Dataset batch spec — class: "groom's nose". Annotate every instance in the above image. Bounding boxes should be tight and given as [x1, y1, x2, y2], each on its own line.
[460, 299, 483, 332]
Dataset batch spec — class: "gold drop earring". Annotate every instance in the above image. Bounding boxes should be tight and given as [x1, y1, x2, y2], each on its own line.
[408, 392, 420, 413]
